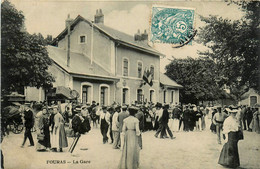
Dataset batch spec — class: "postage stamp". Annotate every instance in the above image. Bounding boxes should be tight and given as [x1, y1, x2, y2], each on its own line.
[150, 5, 195, 46]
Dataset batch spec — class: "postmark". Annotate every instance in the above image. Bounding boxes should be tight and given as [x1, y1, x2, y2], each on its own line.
[150, 5, 196, 46]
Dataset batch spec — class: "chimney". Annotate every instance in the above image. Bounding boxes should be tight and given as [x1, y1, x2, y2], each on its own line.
[65, 14, 74, 28]
[94, 9, 104, 24]
[134, 29, 142, 41]
[141, 29, 148, 43]
[66, 14, 72, 67]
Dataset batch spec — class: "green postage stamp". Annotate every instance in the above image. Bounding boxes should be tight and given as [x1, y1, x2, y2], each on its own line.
[150, 5, 196, 46]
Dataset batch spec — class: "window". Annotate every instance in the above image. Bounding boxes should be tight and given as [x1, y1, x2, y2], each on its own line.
[137, 89, 143, 103]
[163, 90, 166, 103]
[100, 85, 110, 106]
[81, 82, 93, 104]
[122, 88, 129, 104]
[171, 91, 175, 103]
[150, 90, 155, 103]
[123, 58, 128, 76]
[250, 96, 257, 107]
[137, 62, 142, 78]
[100, 87, 106, 105]
[150, 65, 154, 79]
[79, 35, 87, 44]
[82, 85, 89, 104]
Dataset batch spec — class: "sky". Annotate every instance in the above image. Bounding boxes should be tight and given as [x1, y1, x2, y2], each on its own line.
[8, 0, 245, 72]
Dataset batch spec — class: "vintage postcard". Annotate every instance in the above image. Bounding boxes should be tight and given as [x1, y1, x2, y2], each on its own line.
[1, 0, 260, 169]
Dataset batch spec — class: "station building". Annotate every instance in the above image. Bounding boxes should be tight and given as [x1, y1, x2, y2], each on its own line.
[25, 9, 182, 105]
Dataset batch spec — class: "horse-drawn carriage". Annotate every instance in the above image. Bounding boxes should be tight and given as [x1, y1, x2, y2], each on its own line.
[2, 105, 24, 134]
[1, 92, 25, 134]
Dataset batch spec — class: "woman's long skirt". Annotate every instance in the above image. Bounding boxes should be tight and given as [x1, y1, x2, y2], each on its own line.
[36, 125, 51, 151]
[51, 123, 68, 149]
[172, 119, 180, 132]
[218, 131, 240, 168]
[119, 130, 140, 169]
[168, 119, 174, 131]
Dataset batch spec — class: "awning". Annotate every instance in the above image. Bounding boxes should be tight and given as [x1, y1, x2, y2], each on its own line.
[4, 92, 25, 102]
[46, 86, 78, 100]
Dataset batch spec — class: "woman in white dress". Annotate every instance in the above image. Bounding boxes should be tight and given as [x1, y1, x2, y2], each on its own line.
[218, 109, 241, 168]
[119, 106, 141, 169]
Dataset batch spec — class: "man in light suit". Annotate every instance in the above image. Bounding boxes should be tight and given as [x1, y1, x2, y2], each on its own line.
[112, 105, 121, 149]
[118, 105, 129, 150]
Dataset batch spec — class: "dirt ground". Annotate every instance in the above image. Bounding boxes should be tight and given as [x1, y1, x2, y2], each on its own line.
[1, 124, 260, 169]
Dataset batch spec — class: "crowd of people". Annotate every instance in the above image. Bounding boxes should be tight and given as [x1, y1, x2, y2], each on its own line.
[1, 99, 260, 169]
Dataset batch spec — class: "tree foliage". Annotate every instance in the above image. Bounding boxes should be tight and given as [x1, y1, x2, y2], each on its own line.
[165, 57, 223, 104]
[197, 1, 260, 94]
[1, 0, 55, 94]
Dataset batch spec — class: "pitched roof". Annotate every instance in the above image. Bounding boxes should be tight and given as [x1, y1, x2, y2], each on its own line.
[51, 15, 164, 57]
[241, 88, 260, 100]
[47, 45, 118, 80]
[160, 73, 183, 88]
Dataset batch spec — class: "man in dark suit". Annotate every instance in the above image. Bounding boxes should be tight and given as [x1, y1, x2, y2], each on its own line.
[135, 106, 144, 149]
[155, 104, 176, 139]
[21, 104, 35, 147]
[183, 105, 190, 132]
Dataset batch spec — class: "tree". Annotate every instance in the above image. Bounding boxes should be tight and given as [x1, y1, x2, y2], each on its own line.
[1, 0, 55, 95]
[197, 1, 260, 95]
[165, 57, 222, 104]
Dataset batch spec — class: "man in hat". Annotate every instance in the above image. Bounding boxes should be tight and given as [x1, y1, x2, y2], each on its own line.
[100, 106, 110, 144]
[21, 103, 35, 147]
[183, 105, 190, 132]
[172, 105, 181, 132]
[154, 103, 163, 130]
[155, 104, 175, 139]
[135, 106, 144, 149]
[108, 107, 115, 144]
[90, 101, 98, 128]
[118, 105, 129, 150]
[112, 105, 121, 149]
[94, 103, 101, 125]
[213, 107, 228, 144]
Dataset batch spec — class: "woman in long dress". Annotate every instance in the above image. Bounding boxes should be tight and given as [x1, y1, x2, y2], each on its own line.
[51, 106, 68, 152]
[218, 109, 241, 168]
[36, 107, 51, 151]
[119, 106, 141, 169]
